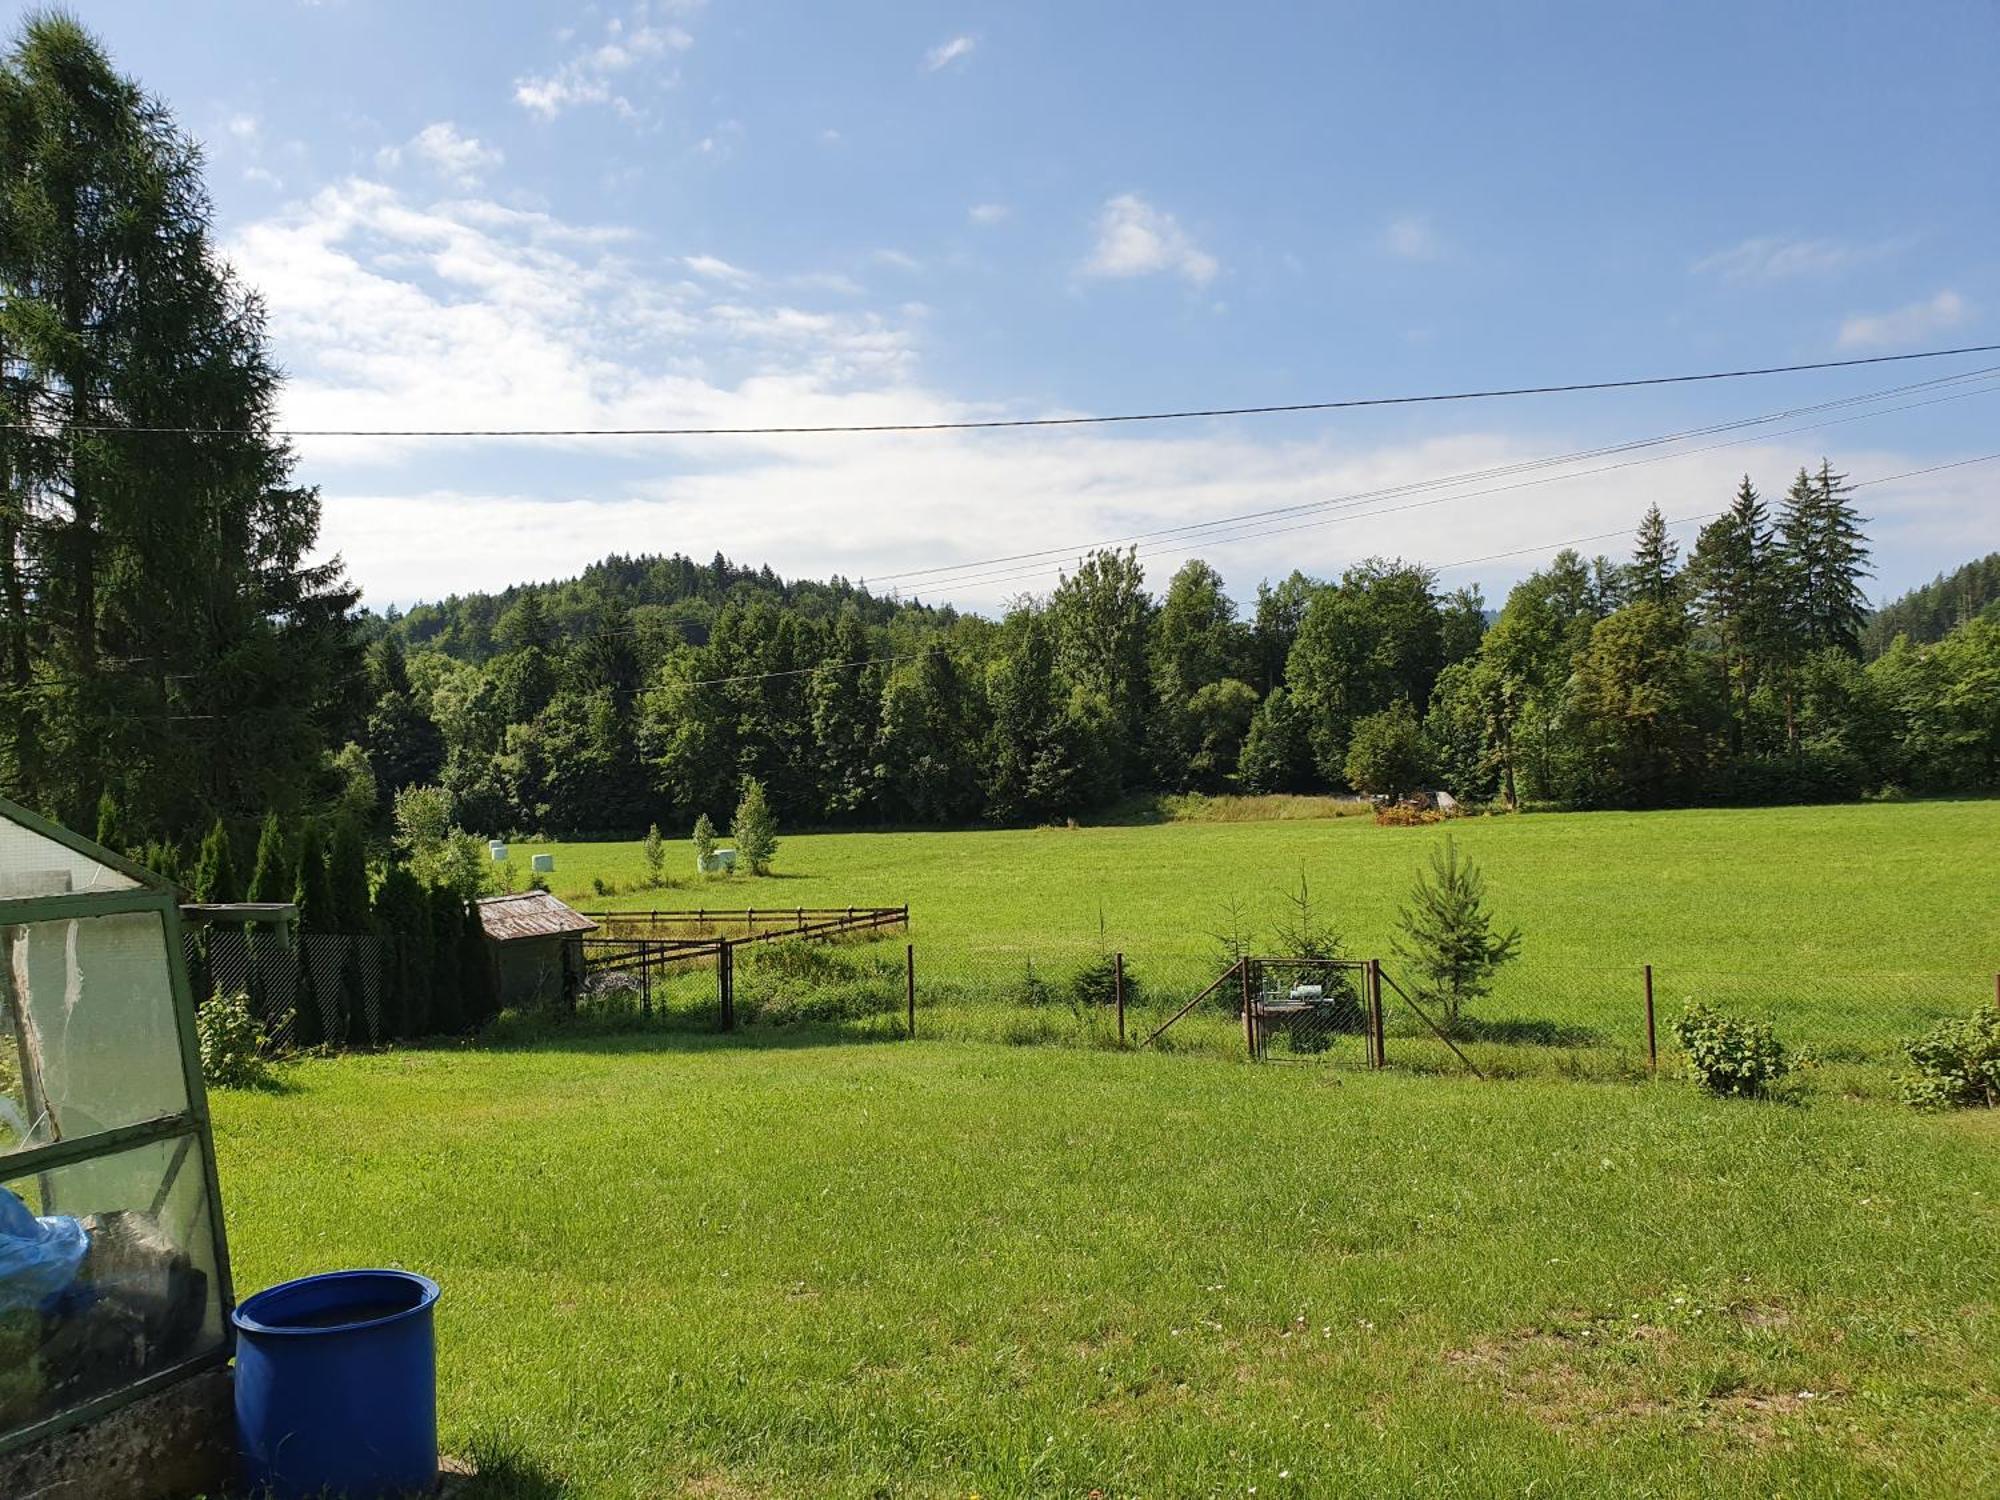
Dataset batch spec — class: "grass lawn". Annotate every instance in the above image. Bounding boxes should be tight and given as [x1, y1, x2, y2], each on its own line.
[524, 800, 2000, 1073]
[212, 1034, 2000, 1499]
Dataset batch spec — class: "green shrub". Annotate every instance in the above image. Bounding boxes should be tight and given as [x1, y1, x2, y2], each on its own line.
[196, 992, 270, 1089]
[1009, 960, 1056, 1009]
[1670, 1002, 1789, 1097]
[1897, 1007, 2000, 1110]
[1069, 955, 1140, 1011]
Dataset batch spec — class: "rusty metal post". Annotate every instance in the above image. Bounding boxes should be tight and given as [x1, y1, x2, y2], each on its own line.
[640, 944, 651, 1019]
[1114, 952, 1126, 1046]
[718, 939, 735, 1032]
[1644, 963, 1657, 1074]
[906, 942, 916, 1038]
[1240, 958, 1256, 1060]
[1368, 958, 1385, 1069]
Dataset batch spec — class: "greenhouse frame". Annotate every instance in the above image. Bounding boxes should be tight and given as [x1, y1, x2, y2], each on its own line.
[0, 794, 234, 1457]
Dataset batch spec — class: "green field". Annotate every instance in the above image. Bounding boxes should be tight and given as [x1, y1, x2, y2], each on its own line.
[212, 1036, 2000, 1499]
[527, 800, 2000, 1078]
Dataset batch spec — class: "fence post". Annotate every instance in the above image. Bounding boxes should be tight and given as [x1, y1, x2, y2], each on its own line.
[1368, 958, 1385, 1069]
[1239, 958, 1256, 1060]
[1114, 952, 1126, 1047]
[1644, 963, 1657, 1075]
[718, 939, 734, 1032]
[641, 945, 652, 1020]
[906, 943, 916, 1039]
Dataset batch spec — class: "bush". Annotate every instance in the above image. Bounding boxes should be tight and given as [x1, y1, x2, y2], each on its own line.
[196, 992, 270, 1088]
[1010, 961, 1057, 1009]
[1069, 955, 1140, 1012]
[1374, 800, 1446, 827]
[1670, 1002, 1789, 1097]
[1898, 1007, 2000, 1110]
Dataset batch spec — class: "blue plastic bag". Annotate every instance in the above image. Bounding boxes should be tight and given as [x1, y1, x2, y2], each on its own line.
[0, 1185, 88, 1312]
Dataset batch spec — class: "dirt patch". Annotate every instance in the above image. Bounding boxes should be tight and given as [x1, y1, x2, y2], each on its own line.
[1444, 1313, 1834, 1440]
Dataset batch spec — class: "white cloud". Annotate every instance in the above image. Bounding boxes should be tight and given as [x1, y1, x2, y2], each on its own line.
[923, 35, 977, 72]
[515, 3, 698, 120]
[1693, 235, 1901, 282]
[1382, 215, 1443, 262]
[1081, 194, 1218, 285]
[1838, 290, 1971, 348]
[683, 253, 755, 284]
[380, 122, 505, 188]
[225, 112, 261, 144]
[968, 202, 1009, 225]
[221, 177, 1987, 613]
[871, 248, 922, 272]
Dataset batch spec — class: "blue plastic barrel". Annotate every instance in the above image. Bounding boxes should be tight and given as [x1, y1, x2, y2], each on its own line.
[232, 1269, 441, 1500]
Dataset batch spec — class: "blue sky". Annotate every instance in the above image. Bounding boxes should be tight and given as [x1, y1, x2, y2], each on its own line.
[27, 1, 2000, 610]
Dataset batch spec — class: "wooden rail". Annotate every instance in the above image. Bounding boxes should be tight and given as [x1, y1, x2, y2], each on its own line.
[575, 905, 909, 980]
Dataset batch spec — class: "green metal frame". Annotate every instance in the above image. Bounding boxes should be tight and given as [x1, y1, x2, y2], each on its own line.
[0, 796, 236, 1458]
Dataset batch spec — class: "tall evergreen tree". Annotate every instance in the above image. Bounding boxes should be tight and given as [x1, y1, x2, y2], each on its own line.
[1629, 504, 1682, 608]
[327, 819, 371, 933]
[192, 818, 239, 904]
[0, 16, 359, 834]
[1688, 477, 1779, 752]
[244, 812, 290, 904]
[1778, 460, 1872, 656]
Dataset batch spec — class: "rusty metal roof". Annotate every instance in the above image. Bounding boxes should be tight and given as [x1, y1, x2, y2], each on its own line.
[476, 890, 598, 942]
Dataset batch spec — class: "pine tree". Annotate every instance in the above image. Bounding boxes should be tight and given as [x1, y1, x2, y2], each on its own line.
[642, 822, 666, 886]
[731, 778, 778, 875]
[290, 820, 333, 1048]
[692, 812, 718, 873]
[1629, 504, 1682, 608]
[1391, 835, 1522, 1032]
[427, 887, 463, 1034]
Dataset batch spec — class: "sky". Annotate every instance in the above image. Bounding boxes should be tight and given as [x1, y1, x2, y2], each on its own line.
[19, 1, 2000, 613]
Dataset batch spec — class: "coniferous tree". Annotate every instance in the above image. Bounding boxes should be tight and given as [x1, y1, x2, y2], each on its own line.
[0, 16, 360, 834]
[93, 790, 123, 854]
[244, 813, 290, 905]
[1688, 477, 1779, 753]
[1392, 835, 1522, 1033]
[192, 818, 239, 904]
[1778, 460, 1872, 657]
[1629, 505, 1682, 608]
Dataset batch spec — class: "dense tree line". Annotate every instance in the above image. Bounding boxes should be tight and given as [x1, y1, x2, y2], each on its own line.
[350, 462, 2000, 835]
[1861, 551, 2000, 658]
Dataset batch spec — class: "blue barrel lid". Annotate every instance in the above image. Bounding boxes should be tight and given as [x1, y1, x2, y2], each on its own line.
[232, 1268, 440, 1338]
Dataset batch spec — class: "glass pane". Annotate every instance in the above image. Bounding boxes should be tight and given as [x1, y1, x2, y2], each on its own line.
[1, 1132, 225, 1437]
[0, 816, 141, 900]
[1, 913, 191, 1155]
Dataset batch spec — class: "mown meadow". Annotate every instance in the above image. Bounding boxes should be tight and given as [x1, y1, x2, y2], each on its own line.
[525, 798, 2000, 1080]
[212, 1035, 2000, 1499]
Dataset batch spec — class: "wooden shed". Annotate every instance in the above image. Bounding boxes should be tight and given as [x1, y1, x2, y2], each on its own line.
[475, 891, 596, 1010]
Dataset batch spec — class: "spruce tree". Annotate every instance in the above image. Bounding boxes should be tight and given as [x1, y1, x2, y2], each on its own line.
[290, 820, 333, 1047]
[1778, 460, 1872, 657]
[328, 820, 371, 933]
[692, 812, 718, 873]
[1629, 504, 1682, 608]
[642, 822, 666, 886]
[93, 790, 124, 854]
[1391, 835, 1522, 1033]
[1689, 477, 1777, 751]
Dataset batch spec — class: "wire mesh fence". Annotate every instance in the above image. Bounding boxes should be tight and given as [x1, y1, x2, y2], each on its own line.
[183, 904, 1998, 1095]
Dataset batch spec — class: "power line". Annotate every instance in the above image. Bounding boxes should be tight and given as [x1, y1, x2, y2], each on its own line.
[912, 376, 2000, 597]
[8, 343, 2000, 439]
[870, 365, 2000, 588]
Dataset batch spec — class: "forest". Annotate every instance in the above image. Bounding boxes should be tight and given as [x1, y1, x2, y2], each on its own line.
[2, 16, 1997, 866]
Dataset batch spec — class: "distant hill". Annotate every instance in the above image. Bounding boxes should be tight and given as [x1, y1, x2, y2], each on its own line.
[1862, 553, 2000, 658]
